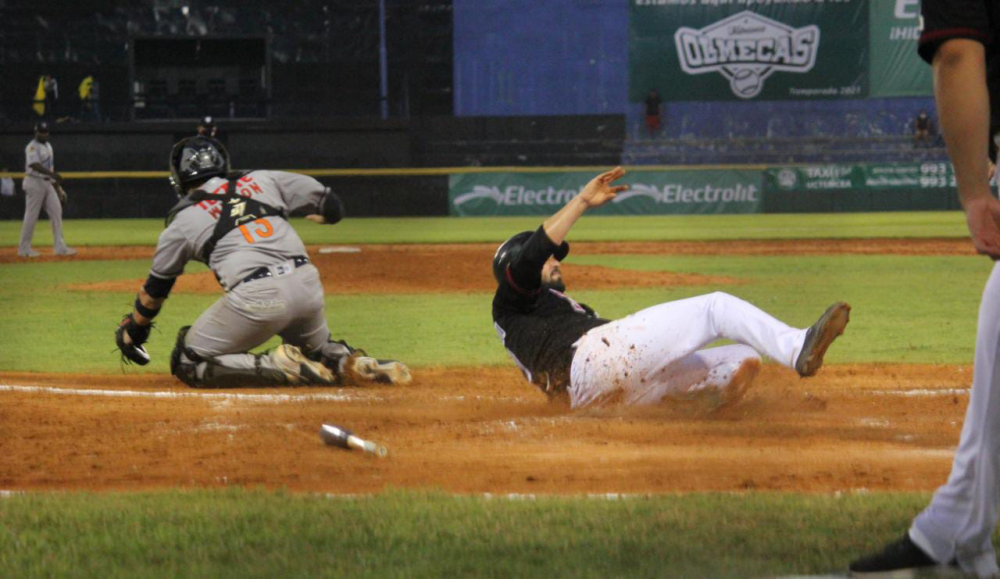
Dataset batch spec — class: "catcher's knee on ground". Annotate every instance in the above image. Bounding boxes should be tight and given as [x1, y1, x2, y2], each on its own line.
[169, 326, 336, 388]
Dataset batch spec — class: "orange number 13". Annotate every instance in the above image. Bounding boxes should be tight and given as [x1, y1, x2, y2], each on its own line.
[238, 218, 274, 244]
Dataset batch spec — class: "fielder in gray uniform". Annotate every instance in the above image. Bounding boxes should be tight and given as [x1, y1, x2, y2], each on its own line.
[114, 136, 411, 388]
[19, 121, 76, 258]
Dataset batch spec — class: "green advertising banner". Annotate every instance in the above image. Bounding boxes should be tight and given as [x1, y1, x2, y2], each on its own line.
[629, 0, 868, 102]
[449, 171, 763, 217]
[869, 0, 932, 97]
[765, 161, 955, 192]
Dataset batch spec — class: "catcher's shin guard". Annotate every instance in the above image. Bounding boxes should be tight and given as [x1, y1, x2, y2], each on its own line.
[197, 357, 289, 389]
[170, 326, 198, 386]
[170, 325, 291, 388]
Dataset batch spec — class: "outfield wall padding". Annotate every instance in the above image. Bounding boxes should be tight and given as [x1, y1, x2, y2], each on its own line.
[0, 175, 448, 220]
[0, 161, 959, 220]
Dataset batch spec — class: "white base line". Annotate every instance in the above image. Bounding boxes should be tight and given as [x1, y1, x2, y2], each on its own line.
[873, 388, 970, 397]
[0, 384, 970, 402]
[0, 384, 379, 404]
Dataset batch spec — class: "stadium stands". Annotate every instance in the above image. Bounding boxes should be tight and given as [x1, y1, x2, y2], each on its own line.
[0, 1, 947, 167]
[623, 98, 948, 165]
[0, 0, 452, 123]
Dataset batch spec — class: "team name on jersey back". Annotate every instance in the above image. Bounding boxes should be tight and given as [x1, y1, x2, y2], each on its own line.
[196, 175, 267, 220]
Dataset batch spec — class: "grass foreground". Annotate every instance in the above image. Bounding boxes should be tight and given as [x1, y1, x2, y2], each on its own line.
[0, 488, 950, 578]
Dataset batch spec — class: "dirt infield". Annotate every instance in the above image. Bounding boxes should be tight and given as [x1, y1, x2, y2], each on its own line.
[1, 237, 978, 264]
[0, 237, 978, 494]
[68, 243, 740, 295]
[3, 237, 971, 295]
[0, 364, 970, 494]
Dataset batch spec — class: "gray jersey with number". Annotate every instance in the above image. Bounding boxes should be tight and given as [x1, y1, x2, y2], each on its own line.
[150, 170, 325, 289]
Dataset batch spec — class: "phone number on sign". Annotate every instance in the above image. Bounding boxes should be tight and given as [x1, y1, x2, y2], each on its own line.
[919, 163, 956, 188]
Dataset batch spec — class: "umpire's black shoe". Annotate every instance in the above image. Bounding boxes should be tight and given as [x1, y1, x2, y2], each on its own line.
[795, 301, 850, 377]
[848, 534, 947, 577]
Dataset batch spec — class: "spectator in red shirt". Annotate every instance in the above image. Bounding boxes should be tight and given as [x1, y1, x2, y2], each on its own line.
[643, 89, 662, 139]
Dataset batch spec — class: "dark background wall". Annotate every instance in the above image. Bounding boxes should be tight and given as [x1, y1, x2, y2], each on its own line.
[0, 115, 625, 220]
[0, 119, 415, 171]
[0, 0, 453, 124]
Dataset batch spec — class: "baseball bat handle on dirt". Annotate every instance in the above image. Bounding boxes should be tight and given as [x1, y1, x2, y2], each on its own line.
[320, 424, 389, 458]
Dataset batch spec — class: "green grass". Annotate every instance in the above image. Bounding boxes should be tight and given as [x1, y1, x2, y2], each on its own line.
[572, 253, 993, 364]
[0, 252, 990, 372]
[0, 211, 972, 247]
[0, 489, 952, 578]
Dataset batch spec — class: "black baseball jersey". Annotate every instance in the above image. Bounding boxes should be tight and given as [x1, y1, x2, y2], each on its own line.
[492, 226, 609, 395]
[918, 0, 1000, 157]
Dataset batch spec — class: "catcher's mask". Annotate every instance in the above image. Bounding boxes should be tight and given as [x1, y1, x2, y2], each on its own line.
[168, 136, 230, 197]
[492, 230, 569, 285]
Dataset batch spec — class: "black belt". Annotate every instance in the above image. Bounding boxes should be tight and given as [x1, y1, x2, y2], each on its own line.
[230, 256, 309, 290]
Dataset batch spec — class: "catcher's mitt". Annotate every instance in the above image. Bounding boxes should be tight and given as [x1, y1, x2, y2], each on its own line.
[115, 313, 152, 365]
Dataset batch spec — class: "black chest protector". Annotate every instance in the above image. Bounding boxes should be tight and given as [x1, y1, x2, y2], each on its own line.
[165, 171, 288, 263]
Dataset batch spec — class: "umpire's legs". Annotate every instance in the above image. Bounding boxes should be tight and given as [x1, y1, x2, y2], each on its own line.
[910, 262, 1000, 577]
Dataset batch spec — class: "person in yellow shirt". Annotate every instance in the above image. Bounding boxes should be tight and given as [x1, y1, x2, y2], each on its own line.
[78, 76, 100, 122]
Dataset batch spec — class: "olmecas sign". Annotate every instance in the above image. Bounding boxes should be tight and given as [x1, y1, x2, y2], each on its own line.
[630, 0, 867, 101]
[674, 11, 820, 99]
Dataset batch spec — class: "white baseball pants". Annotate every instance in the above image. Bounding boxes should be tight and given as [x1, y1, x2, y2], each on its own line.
[910, 262, 1000, 578]
[568, 292, 808, 408]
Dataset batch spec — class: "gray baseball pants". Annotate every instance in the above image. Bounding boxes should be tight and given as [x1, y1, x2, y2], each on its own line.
[178, 263, 335, 380]
[910, 262, 1000, 577]
[19, 177, 69, 254]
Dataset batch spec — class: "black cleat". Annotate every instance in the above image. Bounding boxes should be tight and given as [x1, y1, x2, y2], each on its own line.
[849, 534, 950, 577]
[795, 301, 850, 377]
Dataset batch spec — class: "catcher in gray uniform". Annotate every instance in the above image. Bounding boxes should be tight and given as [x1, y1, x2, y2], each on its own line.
[114, 136, 411, 388]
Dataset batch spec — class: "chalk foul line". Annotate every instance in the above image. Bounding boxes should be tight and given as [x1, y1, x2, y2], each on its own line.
[0, 383, 380, 404]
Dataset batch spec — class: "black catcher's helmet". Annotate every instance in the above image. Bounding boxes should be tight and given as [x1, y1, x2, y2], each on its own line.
[168, 136, 230, 197]
[492, 230, 569, 285]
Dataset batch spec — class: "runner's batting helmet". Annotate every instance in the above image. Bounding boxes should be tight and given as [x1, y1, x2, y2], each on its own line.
[168, 136, 230, 197]
[492, 230, 569, 285]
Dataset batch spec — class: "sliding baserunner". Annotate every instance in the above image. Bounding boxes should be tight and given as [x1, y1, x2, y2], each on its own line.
[492, 166, 850, 408]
